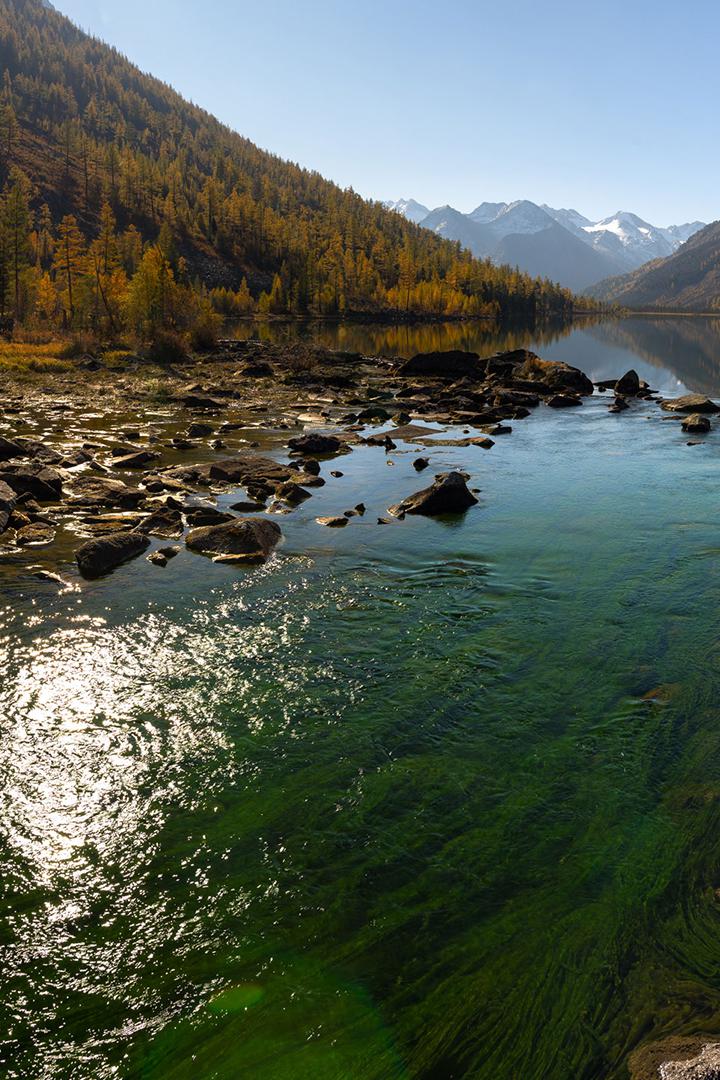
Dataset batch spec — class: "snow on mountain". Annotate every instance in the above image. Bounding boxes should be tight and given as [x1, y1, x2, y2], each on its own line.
[386, 197, 707, 290]
[666, 221, 707, 244]
[468, 202, 508, 223]
[384, 198, 430, 224]
[541, 205, 592, 235]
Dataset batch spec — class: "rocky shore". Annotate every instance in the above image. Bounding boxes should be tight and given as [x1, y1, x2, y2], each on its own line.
[1, 337, 716, 588]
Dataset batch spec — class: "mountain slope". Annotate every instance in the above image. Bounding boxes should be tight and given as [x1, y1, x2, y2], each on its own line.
[420, 200, 624, 290]
[0, 0, 582, 322]
[588, 222, 720, 311]
[384, 198, 430, 224]
[391, 197, 706, 292]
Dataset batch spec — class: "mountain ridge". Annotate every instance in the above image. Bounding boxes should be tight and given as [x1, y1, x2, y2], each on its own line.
[387, 197, 706, 292]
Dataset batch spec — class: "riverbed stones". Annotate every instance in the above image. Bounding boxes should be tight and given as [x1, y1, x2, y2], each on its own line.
[111, 449, 160, 469]
[389, 471, 478, 517]
[413, 457, 430, 471]
[67, 475, 145, 509]
[287, 433, 344, 456]
[184, 506, 235, 527]
[0, 463, 63, 502]
[75, 531, 151, 578]
[185, 517, 281, 560]
[0, 479, 17, 534]
[546, 393, 582, 408]
[15, 521, 55, 546]
[681, 413, 711, 433]
[661, 394, 720, 413]
[134, 507, 184, 538]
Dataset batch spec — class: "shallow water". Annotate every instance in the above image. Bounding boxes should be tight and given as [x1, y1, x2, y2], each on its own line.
[5, 318, 720, 1078]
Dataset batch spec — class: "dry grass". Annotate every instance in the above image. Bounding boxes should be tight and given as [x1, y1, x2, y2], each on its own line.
[0, 341, 72, 372]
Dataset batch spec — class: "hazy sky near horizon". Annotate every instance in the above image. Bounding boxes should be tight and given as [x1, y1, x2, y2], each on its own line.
[55, 0, 719, 225]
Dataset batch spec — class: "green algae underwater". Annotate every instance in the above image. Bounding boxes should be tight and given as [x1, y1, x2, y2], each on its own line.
[5, 319, 720, 1078]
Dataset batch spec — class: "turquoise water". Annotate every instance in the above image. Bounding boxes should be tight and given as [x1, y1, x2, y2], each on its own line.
[5, 319, 720, 1078]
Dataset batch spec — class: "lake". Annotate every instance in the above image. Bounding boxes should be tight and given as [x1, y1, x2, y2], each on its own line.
[4, 316, 720, 1079]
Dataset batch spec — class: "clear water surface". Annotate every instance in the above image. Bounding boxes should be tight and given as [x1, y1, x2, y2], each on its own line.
[4, 317, 720, 1079]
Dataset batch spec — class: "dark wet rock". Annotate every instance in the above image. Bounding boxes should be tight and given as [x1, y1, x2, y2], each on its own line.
[112, 449, 160, 470]
[388, 423, 443, 441]
[274, 482, 312, 505]
[235, 360, 273, 377]
[0, 479, 17, 534]
[357, 406, 392, 421]
[330, 470, 344, 478]
[187, 422, 214, 437]
[413, 457, 430, 471]
[177, 393, 227, 410]
[76, 531, 150, 579]
[147, 551, 168, 567]
[682, 413, 711, 433]
[120, 428, 141, 440]
[388, 471, 478, 517]
[316, 515, 348, 527]
[158, 545, 181, 559]
[397, 350, 482, 379]
[184, 506, 235, 527]
[615, 369, 641, 396]
[661, 394, 720, 413]
[377, 517, 391, 525]
[0, 435, 27, 462]
[67, 475, 144, 509]
[355, 503, 366, 514]
[609, 396, 629, 412]
[301, 458, 321, 476]
[546, 393, 582, 408]
[186, 517, 281, 560]
[134, 507, 184, 538]
[0, 463, 63, 502]
[287, 433, 344, 455]
[208, 456, 293, 486]
[515, 353, 594, 396]
[15, 521, 55, 546]
[229, 499, 266, 512]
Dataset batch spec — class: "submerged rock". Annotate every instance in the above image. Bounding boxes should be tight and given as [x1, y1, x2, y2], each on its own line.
[660, 1042, 720, 1079]
[389, 471, 478, 517]
[316, 515, 349, 528]
[186, 517, 281, 560]
[76, 531, 150, 578]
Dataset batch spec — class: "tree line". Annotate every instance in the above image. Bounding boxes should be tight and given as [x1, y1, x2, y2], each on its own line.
[0, 0, 601, 333]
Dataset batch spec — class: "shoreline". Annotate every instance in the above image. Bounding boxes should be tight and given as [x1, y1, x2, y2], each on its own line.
[0, 337, 712, 584]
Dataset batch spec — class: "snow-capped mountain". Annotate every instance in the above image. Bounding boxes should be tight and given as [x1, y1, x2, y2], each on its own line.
[384, 198, 430, 224]
[581, 211, 679, 271]
[387, 197, 706, 291]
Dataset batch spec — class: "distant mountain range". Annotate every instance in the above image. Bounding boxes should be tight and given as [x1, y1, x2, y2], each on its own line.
[587, 221, 720, 311]
[385, 198, 706, 292]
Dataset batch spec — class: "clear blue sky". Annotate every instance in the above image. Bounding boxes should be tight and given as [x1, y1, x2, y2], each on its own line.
[55, 0, 719, 226]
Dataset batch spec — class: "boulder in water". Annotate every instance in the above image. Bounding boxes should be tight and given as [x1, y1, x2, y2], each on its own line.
[76, 531, 150, 578]
[388, 471, 478, 517]
[186, 517, 281, 561]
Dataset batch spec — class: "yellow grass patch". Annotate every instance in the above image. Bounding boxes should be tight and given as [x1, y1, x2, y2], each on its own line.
[0, 341, 72, 372]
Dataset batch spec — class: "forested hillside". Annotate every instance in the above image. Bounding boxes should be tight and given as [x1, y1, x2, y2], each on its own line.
[589, 221, 720, 311]
[0, 0, 592, 336]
